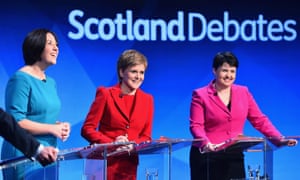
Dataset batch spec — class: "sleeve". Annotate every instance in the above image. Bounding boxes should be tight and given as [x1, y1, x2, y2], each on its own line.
[5, 75, 30, 121]
[246, 88, 282, 138]
[0, 108, 39, 158]
[81, 87, 112, 143]
[189, 90, 209, 147]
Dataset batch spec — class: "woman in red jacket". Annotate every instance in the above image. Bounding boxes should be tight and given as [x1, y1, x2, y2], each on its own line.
[81, 49, 154, 180]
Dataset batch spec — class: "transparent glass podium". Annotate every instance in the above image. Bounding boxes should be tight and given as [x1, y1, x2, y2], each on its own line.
[0, 142, 135, 180]
[202, 135, 300, 180]
[135, 137, 203, 180]
[66, 141, 136, 180]
[51, 138, 202, 180]
[0, 136, 298, 180]
[77, 138, 202, 180]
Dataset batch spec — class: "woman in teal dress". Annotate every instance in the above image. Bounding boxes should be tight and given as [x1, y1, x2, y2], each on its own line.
[1, 28, 71, 180]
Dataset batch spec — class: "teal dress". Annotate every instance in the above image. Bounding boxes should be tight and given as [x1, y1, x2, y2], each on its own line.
[1, 71, 61, 180]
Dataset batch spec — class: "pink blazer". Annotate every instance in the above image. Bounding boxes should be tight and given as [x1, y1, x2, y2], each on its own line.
[189, 81, 282, 147]
[81, 84, 154, 144]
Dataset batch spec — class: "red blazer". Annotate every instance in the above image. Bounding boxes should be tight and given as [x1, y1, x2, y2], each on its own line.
[190, 80, 282, 148]
[81, 84, 154, 144]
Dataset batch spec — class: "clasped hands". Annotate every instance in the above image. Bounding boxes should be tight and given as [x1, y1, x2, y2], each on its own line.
[115, 134, 134, 152]
[199, 142, 221, 153]
[55, 121, 71, 142]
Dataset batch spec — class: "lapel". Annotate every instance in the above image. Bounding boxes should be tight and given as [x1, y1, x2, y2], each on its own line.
[110, 85, 130, 120]
[109, 84, 145, 122]
[207, 82, 231, 115]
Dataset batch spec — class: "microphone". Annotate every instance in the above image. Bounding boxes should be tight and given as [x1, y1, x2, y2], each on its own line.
[42, 79, 46, 82]
[119, 94, 123, 98]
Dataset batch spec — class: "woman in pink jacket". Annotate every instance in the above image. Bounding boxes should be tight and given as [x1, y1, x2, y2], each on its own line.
[81, 49, 154, 180]
[189, 51, 297, 180]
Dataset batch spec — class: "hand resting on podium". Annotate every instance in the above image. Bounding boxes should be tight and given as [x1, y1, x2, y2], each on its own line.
[273, 137, 298, 147]
[114, 134, 134, 153]
[199, 142, 225, 153]
[198, 135, 298, 154]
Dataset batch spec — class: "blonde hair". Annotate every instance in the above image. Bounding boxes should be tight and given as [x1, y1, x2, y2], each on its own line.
[117, 49, 148, 82]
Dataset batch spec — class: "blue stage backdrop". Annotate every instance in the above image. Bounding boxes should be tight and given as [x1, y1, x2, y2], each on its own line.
[0, 0, 299, 179]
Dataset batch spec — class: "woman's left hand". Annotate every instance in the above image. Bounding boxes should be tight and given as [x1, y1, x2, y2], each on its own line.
[56, 121, 71, 141]
[280, 138, 298, 147]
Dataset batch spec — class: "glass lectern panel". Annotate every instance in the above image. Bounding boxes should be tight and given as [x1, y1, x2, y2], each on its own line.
[1, 136, 298, 180]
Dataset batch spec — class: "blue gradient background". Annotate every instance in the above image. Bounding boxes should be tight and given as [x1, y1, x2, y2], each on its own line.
[0, 0, 299, 179]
